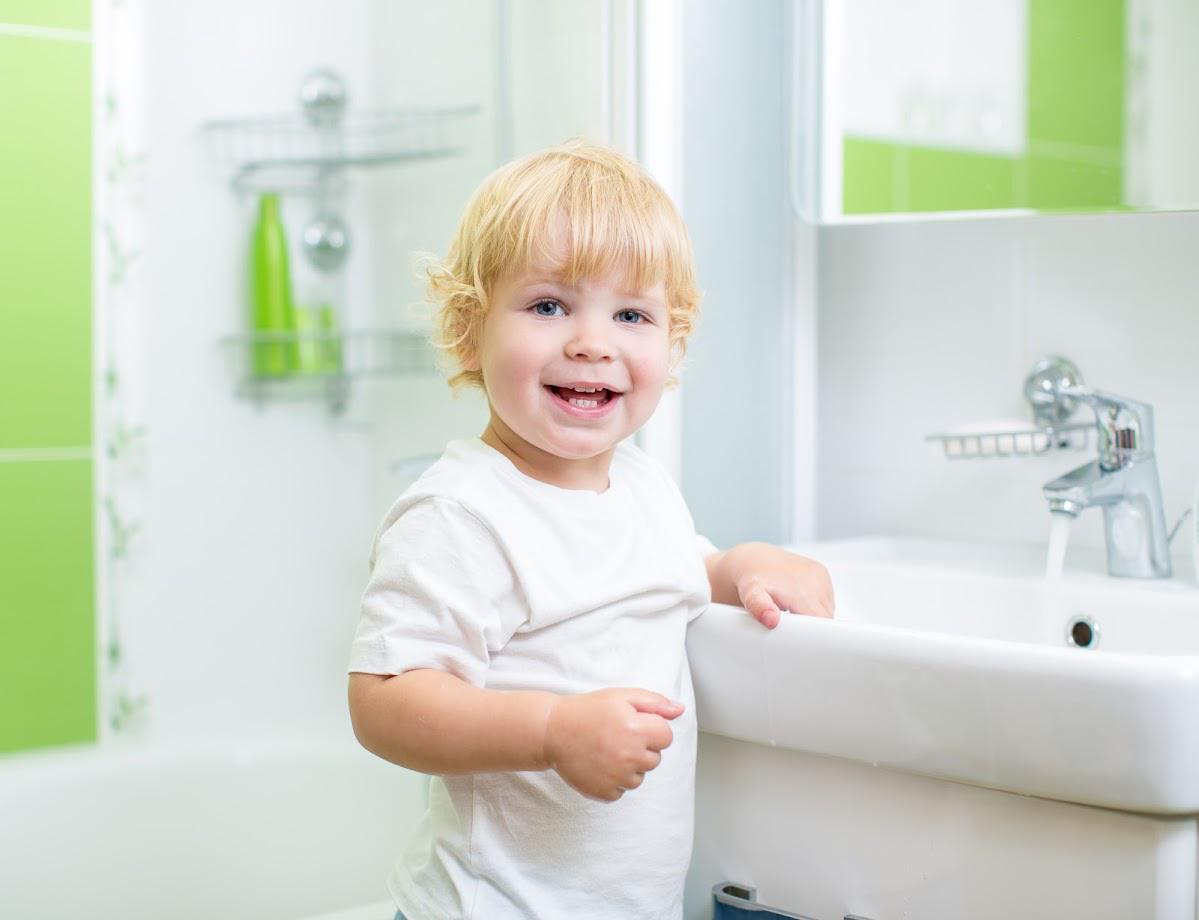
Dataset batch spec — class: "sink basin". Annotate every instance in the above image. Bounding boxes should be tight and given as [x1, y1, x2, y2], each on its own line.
[687, 536, 1199, 815]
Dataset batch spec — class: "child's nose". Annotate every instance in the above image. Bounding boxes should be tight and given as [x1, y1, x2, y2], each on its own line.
[565, 316, 615, 361]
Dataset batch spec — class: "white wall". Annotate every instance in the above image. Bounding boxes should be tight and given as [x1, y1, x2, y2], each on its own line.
[1126, 0, 1199, 210]
[816, 210, 1199, 560]
[679, 0, 795, 551]
[132, 0, 386, 739]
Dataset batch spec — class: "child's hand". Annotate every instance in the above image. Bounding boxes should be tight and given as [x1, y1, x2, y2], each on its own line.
[543, 689, 682, 802]
[719, 542, 835, 628]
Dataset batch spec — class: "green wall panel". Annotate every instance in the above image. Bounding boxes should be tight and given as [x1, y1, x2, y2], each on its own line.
[0, 1, 90, 31]
[844, 138, 1022, 215]
[1027, 0, 1125, 150]
[906, 146, 1019, 213]
[0, 459, 96, 754]
[0, 34, 92, 449]
[843, 138, 895, 215]
[1028, 154, 1123, 211]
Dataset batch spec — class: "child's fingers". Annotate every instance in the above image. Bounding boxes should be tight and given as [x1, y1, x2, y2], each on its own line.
[637, 714, 675, 753]
[622, 772, 646, 791]
[800, 563, 836, 616]
[740, 582, 781, 629]
[776, 588, 834, 619]
[625, 689, 684, 719]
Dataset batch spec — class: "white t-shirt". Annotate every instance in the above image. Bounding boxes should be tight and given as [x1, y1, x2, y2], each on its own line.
[348, 436, 716, 920]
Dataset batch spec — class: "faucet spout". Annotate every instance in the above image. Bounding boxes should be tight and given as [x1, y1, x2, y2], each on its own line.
[1047, 498, 1083, 518]
[1041, 458, 1172, 578]
[1044, 460, 1106, 511]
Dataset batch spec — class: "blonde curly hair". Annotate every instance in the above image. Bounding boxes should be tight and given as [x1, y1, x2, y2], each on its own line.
[425, 138, 702, 394]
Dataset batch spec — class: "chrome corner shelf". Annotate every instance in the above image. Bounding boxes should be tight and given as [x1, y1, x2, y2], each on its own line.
[220, 328, 440, 413]
[201, 67, 478, 193]
[925, 421, 1093, 459]
[201, 104, 480, 194]
[204, 70, 473, 412]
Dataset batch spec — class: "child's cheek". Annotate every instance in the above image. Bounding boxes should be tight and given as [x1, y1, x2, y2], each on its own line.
[486, 340, 547, 417]
[634, 337, 672, 391]
[509, 339, 548, 386]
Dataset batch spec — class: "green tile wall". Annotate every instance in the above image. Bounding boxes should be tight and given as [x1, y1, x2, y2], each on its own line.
[0, 15, 95, 754]
[0, 0, 90, 31]
[1026, 0, 1125, 211]
[0, 35, 92, 449]
[0, 461, 96, 754]
[843, 0, 1126, 216]
[906, 146, 1021, 213]
[844, 139, 1023, 215]
[842, 138, 896, 215]
[1027, 0, 1125, 151]
[1028, 154, 1123, 212]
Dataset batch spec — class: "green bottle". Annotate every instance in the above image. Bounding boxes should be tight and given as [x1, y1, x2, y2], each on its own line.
[293, 303, 343, 376]
[250, 193, 296, 376]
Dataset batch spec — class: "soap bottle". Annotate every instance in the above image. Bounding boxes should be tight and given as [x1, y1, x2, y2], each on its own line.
[250, 193, 296, 376]
[292, 303, 342, 375]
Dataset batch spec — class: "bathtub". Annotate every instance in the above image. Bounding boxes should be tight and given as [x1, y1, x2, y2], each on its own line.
[0, 729, 426, 920]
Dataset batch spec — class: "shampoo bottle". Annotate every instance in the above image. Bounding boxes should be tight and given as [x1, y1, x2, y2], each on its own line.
[250, 193, 296, 376]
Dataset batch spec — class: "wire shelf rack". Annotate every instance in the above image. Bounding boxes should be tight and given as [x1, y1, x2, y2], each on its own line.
[201, 105, 480, 192]
[925, 421, 1094, 459]
[220, 328, 440, 412]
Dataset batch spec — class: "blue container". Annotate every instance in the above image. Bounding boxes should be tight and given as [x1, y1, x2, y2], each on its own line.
[712, 881, 874, 920]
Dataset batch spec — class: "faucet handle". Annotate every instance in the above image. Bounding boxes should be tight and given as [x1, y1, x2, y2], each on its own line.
[1023, 357, 1156, 471]
[1024, 355, 1084, 429]
[1058, 384, 1155, 470]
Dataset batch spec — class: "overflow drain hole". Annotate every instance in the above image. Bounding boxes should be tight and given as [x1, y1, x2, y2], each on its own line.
[1066, 616, 1099, 649]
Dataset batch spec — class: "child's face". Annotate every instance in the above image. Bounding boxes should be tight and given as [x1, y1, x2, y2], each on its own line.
[471, 261, 672, 469]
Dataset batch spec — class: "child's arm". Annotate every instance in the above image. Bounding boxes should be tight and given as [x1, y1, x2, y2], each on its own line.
[349, 669, 556, 773]
[349, 669, 683, 801]
[704, 541, 835, 628]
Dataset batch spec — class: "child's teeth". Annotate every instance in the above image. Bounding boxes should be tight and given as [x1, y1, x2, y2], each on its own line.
[569, 398, 599, 408]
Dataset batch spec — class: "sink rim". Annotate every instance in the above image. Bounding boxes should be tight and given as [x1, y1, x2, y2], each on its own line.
[689, 536, 1199, 815]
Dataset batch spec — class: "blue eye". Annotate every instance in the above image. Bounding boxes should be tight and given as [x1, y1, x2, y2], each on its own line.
[532, 300, 563, 317]
[618, 310, 646, 324]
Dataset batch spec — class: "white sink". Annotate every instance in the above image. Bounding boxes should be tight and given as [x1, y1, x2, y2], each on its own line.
[687, 536, 1199, 815]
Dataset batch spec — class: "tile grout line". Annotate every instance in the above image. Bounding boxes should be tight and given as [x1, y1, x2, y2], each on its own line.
[0, 447, 94, 463]
[0, 23, 92, 43]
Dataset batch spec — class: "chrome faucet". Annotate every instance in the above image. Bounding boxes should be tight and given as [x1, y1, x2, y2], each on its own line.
[1024, 357, 1171, 578]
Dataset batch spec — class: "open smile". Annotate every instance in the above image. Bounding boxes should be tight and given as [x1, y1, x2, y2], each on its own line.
[544, 385, 623, 418]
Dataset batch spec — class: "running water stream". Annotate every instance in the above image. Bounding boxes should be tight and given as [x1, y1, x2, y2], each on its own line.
[1042, 513, 1073, 644]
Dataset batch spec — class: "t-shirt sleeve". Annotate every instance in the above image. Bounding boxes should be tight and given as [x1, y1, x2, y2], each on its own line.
[348, 495, 526, 686]
[696, 533, 719, 559]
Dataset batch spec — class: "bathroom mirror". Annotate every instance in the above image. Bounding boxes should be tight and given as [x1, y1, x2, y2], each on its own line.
[808, 0, 1199, 221]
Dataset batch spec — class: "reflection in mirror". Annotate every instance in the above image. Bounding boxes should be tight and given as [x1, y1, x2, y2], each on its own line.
[819, 0, 1199, 219]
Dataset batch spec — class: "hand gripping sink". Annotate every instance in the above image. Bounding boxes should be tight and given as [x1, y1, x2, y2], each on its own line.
[687, 536, 1199, 815]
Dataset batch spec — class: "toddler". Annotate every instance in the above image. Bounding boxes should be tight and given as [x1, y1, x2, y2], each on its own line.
[347, 139, 833, 920]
